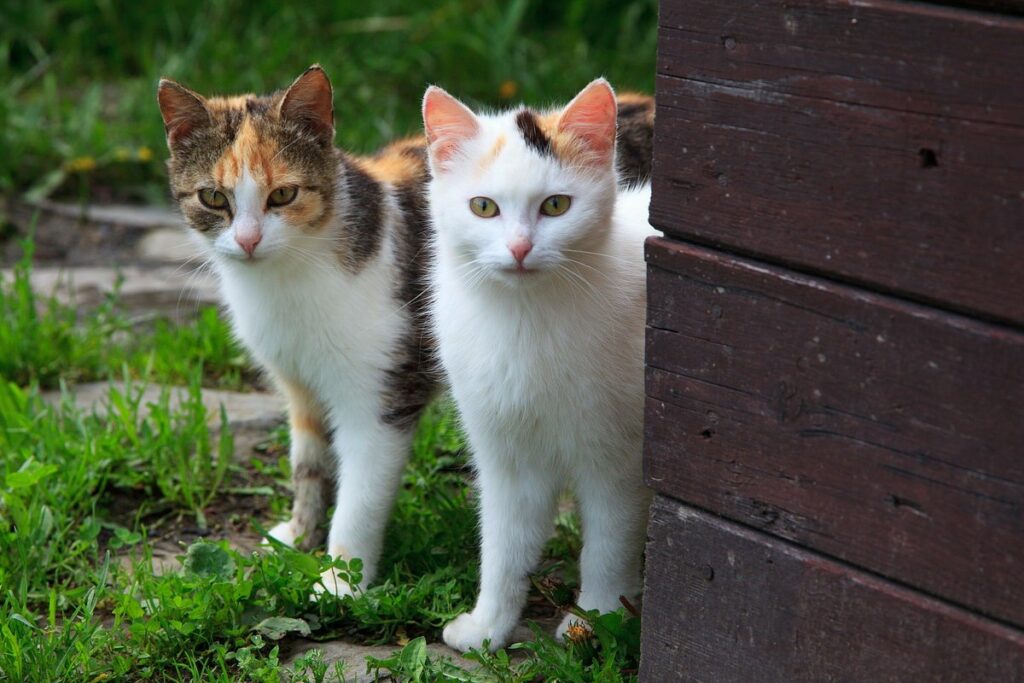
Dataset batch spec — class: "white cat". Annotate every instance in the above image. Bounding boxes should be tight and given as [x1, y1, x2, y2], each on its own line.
[423, 79, 655, 651]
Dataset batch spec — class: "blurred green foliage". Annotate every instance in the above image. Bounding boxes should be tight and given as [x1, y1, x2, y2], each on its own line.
[1, 0, 656, 201]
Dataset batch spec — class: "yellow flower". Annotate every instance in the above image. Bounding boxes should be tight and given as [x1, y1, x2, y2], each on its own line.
[137, 146, 154, 162]
[498, 80, 518, 100]
[113, 147, 131, 161]
[65, 156, 97, 173]
[564, 621, 593, 644]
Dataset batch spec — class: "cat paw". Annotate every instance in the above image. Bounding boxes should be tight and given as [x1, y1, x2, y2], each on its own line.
[312, 567, 357, 599]
[442, 612, 509, 652]
[265, 521, 299, 548]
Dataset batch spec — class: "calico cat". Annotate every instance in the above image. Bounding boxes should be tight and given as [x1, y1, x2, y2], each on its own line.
[158, 66, 435, 594]
[423, 79, 656, 651]
[157, 65, 654, 598]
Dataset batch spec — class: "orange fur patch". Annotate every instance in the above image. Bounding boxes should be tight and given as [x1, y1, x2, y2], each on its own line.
[278, 378, 327, 439]
[283, 192, 327, 231]
[356, 136, 427, 185]
[205, 95, 255, 113]
[477, 134, 506, 174]
[616, 92, 653, 108]
[534, 110, 592, 168]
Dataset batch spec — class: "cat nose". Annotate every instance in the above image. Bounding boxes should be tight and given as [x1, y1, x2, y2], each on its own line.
[236, 232, 262, 256]
[508, 239, 533, 264]
[234, 218, 262, 256]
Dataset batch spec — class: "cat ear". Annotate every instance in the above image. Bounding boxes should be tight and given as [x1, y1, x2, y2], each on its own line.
[558, 78, 618, 167]
[157, 79, 210, 148]
[279, 65, 335, 143]
[422, 86, 480, 169]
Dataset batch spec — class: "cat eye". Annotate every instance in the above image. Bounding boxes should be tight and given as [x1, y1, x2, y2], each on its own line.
[469, 197, 499, 218]
[198, 188, 229, 210]
[268, 186, 298, 208]
[540, 195, 571, 217]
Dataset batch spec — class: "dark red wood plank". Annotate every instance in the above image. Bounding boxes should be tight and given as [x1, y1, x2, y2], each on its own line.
[643, 237, 1024, 626]
[659, 0, 1024, 125]
[640, 495, 1024, 682]
[927, 1, 1024, 14]
[652, 0, 1024, 325]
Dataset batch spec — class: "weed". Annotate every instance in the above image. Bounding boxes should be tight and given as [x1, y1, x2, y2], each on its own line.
[0, 234, 129, 386]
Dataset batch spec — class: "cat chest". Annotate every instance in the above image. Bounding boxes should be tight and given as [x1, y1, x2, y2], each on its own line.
[446, 324, 610, 409]
[222, 274, 398, 383]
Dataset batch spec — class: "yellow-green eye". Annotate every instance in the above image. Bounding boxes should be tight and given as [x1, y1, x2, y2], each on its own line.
[268, 186, 298, 207]
[198, 188, 229, 210]
[540, 194, 571, 217]
[469, 197, 499, 218]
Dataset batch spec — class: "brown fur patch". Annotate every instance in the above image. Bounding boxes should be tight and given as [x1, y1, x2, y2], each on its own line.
[293, 462, 326, 481]
[615, 93, 655, 185]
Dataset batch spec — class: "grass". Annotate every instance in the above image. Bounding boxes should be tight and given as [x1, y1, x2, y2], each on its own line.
[1, 0, 656, 203]
[0, 238, 642, 680]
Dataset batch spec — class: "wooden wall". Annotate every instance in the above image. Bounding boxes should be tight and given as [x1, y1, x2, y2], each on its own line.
[641, 1, 1024, 679]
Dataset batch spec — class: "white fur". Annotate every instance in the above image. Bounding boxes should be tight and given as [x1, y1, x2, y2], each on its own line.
[427, 100, 655, 651]
[194, 171, 414, 594]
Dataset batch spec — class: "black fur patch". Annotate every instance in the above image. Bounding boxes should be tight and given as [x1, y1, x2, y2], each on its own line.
[615, 99, 655, 186]
[515, 109, 552, 157]
[380, 172, 438, 429]
[400, 144, 428, 165]
[337, 154, 384, 271]
[245, 97, 271, 115]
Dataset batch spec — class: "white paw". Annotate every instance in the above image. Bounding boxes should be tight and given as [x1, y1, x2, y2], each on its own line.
[312, 567, 357, 600]
[442, 612, 510, 652]
[265, 521, 299, 548]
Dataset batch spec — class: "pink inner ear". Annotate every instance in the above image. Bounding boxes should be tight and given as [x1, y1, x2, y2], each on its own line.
[423, 87, 479, 165]
[558, 80, 618, 164]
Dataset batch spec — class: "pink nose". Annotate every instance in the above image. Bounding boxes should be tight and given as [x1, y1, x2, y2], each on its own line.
[236, 232, 262, 257]
[509, 239, 533, 265]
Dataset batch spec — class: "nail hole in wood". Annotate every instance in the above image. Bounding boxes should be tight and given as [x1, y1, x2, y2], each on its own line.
[919, 147, 939, 168]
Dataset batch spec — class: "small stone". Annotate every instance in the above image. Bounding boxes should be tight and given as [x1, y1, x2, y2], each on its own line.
[29, 200, 183, 229]
[1, 265, 220, 321]
[41, 383, 285, 430]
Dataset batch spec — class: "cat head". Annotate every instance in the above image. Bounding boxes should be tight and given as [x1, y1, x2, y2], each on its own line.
[157, 65, 337, 264]
[422, 79, 619, 286]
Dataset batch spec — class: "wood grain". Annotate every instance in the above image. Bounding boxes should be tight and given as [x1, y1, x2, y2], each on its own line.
[643, 237, 1024, 626]
[652, 0, 1024, 325]
[640, 495, 1024, 683]
[931, 1, 1024, 13]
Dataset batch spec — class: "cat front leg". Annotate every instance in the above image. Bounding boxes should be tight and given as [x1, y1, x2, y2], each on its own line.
[444, 454, 561, 652]
[267, 378, 331, 550]
[315, 421, 413, 597]
[558, 457, 650, 639]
